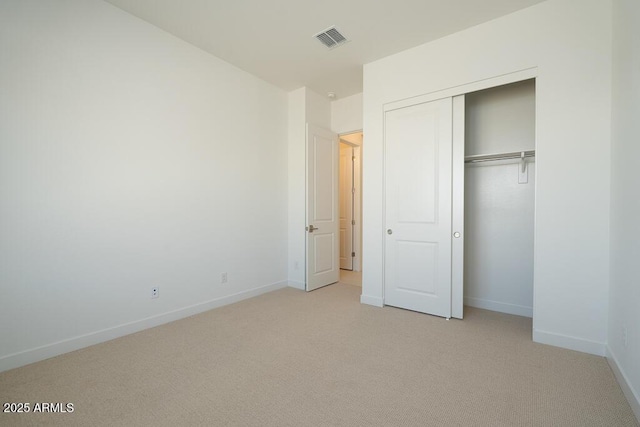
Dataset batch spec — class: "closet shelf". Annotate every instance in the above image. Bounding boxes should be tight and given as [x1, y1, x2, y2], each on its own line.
[464, 150, 535, 164]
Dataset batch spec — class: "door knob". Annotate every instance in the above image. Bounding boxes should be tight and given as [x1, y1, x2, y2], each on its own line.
[453, 232, 461, 238]
[387, 229, 393, 235]
[307, 225, 318, 233]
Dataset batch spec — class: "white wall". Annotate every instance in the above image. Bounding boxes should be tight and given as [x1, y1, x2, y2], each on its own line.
[362, 0, 612, 355]
[0, 0, 288, 371]
[465, 81, 536, 156]
[287, 88, 331, 289]
[331, 93, 363, 135]
[608, 0, 640, 418]
[287, 89, 306, 288]
[306, 90, 332, 131]
[464, 81, 535, 317]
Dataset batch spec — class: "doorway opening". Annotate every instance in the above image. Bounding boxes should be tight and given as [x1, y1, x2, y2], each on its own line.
[339, 131, 362, 287]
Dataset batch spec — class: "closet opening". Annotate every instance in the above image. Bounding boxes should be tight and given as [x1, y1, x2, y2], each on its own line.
[463, 79, 536, 318]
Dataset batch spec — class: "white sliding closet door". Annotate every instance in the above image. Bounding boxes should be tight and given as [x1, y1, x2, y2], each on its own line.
[384, 97, 453, 318]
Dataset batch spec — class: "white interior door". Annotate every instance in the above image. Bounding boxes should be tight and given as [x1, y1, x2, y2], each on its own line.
[339, 143, 354, 270]
[384, 97, 453, 318]
[306, 124, 339, 291]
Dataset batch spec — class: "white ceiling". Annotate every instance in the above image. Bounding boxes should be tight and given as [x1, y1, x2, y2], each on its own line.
[103, 0, 546, 99]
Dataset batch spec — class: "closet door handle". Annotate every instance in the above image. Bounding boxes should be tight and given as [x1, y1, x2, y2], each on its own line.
[387, 229, 393, 235]
[453, 232, 461, 238]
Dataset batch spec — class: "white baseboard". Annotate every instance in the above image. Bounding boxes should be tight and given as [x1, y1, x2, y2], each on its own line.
[0, 281, 288, 373]
[287, 280, 305, 290]
[360, 294, 384, 307]
[606, 346, 640, 422]
[533, 328, 606, 356]
[464, 296, 533, 318]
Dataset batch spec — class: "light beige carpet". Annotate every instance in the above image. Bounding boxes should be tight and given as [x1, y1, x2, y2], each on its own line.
[339, 269, 362, 287]
[0, 283, 637, 426]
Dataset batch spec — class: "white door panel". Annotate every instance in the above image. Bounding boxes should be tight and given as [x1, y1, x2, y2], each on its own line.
[384, 97, 453, 318]
[451, 95, 465, 319]
[307, 124, 339, 291]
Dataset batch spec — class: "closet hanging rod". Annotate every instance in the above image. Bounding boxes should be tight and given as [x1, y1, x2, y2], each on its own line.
[464, 150, 535, 164]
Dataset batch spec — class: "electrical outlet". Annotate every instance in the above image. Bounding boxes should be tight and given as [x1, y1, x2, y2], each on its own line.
[221, 272, 228, 284]
[151, 286, 159, 299]
[622, 325, 628, 348]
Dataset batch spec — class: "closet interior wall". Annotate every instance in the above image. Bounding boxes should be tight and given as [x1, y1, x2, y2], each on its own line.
[464, 79, 536, 318]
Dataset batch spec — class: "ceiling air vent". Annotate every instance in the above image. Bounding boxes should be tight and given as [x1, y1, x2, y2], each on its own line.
[314, 26, 349, 49]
